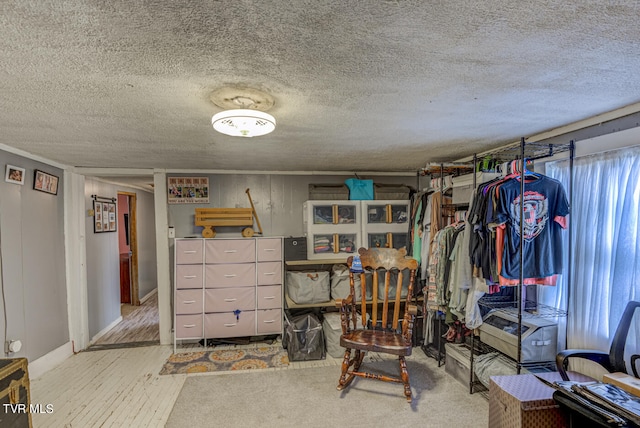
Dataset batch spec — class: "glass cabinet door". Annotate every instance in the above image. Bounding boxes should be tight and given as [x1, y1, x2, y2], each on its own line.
[335, 204, 357, 224]
[312, 205, 334, 225]
[366, 204, 409, 224]
[312, 204, 357, 225]
[367, 232, 408, 249]
[311, 233, 358, 255]
[390, 204, 409, 224]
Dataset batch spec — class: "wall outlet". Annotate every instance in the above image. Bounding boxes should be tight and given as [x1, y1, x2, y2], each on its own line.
[168, 227, 175, 238]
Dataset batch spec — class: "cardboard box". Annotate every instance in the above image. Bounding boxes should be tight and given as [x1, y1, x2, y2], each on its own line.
[603, 372, 640, 397]
[489, 372, 594, 428]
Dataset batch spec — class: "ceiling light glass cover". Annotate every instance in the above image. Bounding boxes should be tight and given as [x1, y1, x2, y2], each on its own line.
[211, 109, 276, 137]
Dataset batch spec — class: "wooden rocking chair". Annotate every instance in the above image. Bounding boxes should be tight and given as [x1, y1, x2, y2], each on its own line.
[336, 247, 418, 402]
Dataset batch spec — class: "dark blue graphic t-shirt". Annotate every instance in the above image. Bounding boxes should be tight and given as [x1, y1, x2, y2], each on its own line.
[494, 175, 569, 279]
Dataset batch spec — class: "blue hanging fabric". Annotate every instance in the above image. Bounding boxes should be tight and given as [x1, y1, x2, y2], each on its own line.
[345, 178, 374, 200]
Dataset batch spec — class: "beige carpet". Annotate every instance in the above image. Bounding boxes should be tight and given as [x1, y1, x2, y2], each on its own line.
[165, 356, 489, 428]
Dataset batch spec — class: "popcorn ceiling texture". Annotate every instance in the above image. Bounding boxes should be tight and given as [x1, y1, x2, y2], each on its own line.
[1, 1, 639, 172]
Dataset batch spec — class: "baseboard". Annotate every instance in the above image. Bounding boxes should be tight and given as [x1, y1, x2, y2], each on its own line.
[140, 288, 158, 304]
[29, 341, 74, 380]
[90, 316, 123, 344]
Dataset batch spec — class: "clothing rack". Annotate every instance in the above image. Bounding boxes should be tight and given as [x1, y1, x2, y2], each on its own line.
[466, 137, 574, 394]
[418, 162, 474, 365]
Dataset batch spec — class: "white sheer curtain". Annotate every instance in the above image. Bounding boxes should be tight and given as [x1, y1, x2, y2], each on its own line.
[542, 145, 640, 378]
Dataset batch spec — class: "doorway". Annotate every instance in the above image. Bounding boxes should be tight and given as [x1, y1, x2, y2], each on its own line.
[89, 191, 160, 348]
[118, 192, 139, 306]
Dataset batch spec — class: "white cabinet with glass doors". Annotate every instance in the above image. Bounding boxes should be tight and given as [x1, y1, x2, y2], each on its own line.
[360, 200, 410, 250]
[303, 200, 361, 260]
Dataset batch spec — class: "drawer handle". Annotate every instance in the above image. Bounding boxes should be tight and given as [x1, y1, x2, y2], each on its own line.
[224, 250, 238, 253]
[224, 323, 237, 327]
[263, 320, 275, 324]
[263, 296, 275, 300]
[183, 324, 196, 328]
[184, 250, 197, 254]
[224, 298, 237, 302]
[183, 275, 197, 279]
[263, 272, 275, 276]
[263, 249, 275, 252]
[183, 300, 196, 304]
[224, 274, 237, 278]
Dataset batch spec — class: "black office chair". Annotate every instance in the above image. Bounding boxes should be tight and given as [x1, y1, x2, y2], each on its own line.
[556, 301, 640, 381]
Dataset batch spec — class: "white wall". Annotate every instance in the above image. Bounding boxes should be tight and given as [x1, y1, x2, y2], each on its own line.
[136, 189, 157, 299]
[0, 150, 68, 361]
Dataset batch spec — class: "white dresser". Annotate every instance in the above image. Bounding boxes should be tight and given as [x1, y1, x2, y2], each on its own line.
[174, 237, 283, 350]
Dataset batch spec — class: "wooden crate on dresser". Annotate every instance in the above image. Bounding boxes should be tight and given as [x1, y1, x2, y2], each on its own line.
[0, 358, 32, 428]
[173, 237, 284, 351]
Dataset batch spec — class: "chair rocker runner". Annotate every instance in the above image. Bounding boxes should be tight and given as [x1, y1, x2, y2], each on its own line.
[336, 247, 419, 402]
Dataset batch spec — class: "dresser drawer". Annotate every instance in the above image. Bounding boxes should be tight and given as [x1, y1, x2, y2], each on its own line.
[175, 289, 203, 314]
[257, 309, 282, 335]
[175, 265, 203, 289]
[205, 311, 256, 338]
[256, 285, 282, 309]
[205, 287, 256, 313]
[257, 261, 282, 286]
[205, 239, 256, 264]
[175, 314, 203, 339]
[257, 238, 282, 262]
[175, 239, 203, 264]
[205, 263, 256, 288]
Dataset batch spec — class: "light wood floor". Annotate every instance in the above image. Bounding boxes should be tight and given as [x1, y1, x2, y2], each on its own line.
[93, 292, 160, 346]
[30, 339, 353, 427]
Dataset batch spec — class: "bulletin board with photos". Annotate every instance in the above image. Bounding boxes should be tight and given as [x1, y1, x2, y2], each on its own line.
[167, 177, 209, 204]
[94, 200, 117, 233]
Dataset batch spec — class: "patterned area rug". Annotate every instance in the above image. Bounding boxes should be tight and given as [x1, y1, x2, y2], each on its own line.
[159, 346, 289, 375]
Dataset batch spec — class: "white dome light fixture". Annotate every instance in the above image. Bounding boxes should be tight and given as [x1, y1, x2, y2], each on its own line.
[211, 109, 276, 137]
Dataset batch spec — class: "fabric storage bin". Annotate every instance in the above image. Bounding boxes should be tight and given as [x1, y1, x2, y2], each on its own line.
[373, 183, 411, 200]
[445, 343, 477, 388]
[286, 270, 330, 304]
[330, 264, 372, 302]
[376, 268, 410, 299]
[488, 372, 595, 428]
[283, 312, 326, 361]
[322, 312, 367, 358]
[284, 237, 307, 261]
[308, 184, 349, 200]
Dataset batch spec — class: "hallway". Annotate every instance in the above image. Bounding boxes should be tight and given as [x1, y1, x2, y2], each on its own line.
[91, 291, 160, 348]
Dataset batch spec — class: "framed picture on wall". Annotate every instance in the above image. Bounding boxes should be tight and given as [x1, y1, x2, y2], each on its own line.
[5, 165, 25, 185]
[94, 201, 103, 232]
[93, 200, 117, 233]
[33, 169, 59, 195]
[167, 176, 209, 204]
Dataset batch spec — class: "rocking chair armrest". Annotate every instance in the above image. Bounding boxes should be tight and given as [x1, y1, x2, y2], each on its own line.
[335, 295, 353, 309]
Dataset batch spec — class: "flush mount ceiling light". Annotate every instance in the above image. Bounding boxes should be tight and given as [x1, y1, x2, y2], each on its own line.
[210, 89, 276, 138]
[211, 108, 276, 137]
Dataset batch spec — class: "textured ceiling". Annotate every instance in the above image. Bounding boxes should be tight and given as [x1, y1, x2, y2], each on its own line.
[1, 1, 640, 174]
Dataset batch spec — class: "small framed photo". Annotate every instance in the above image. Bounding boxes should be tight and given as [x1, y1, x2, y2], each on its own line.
[94, 200, 117, 233]
[33, 170, 59, 195]
[5, 165, 25, 185]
